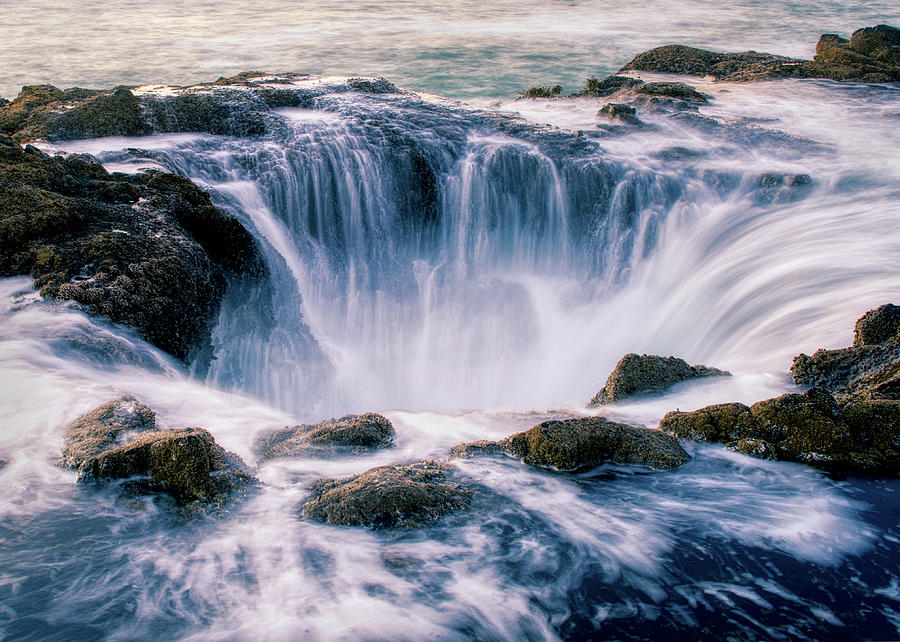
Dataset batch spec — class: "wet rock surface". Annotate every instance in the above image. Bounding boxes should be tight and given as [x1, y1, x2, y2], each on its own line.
[620, 24, 900, 82]
[0, 135, 263, 361]
[591, 353, 730, 405]
[792, 304, 900, 403]
[451, 416, 690, 471]
[300, 461, 472, 529]
[58, 395, 156, 469]
[61, 399, 256, 505]
[661, 387, 900, 475]
[255, 413, 395, 461]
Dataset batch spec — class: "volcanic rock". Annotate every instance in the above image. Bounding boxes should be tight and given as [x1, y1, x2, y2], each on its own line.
[0, 135, 263, 362]
[300, 461, 472, 529]
[590, 353, 730, 405]
[255, 413, 395, 461]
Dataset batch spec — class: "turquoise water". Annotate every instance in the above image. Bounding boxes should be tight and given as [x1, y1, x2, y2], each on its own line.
[2, 0, 899, 101]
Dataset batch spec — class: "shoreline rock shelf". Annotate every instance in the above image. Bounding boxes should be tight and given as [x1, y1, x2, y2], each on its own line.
[660, 304, 900, 476]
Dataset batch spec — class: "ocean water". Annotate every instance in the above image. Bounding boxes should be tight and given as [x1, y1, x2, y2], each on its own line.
[1, 0, 899, 101]
[2, 3, 900, 641]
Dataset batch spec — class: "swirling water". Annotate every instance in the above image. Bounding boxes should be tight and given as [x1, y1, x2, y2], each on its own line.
[2, 4, 900, 641]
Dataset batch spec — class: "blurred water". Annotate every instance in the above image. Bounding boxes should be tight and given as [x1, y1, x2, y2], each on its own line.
[2, 0, 899, 101]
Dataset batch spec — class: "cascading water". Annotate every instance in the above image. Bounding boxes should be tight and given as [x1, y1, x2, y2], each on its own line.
[4, 75, 900, 640]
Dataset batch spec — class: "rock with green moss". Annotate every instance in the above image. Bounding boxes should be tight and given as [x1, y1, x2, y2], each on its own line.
[598, 103, 643, 126]
[591, 353, 730, 405]
[254, 413, 395, 461]
[634, 82, 710, 103]
[749, 389, 853, 466]
[581, 75, 644, 97]
[659, 402, 761, 443]
[451, 417, 690, 471]
[76, 427, 257, 504]
[300, 461, 472, 529]
[725, 438, 777, 460]
[59, 395, 156, 469]
[0, 135, 263, 362]
[501, 417, 690, 470]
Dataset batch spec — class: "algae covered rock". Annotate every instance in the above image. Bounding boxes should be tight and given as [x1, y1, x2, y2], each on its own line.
[505, 417, 689, 470]
[591, 353, 730, 405]
[659, 402, 761, 443]
[598, 103, 642, 125]
[59, 395, 156, 469]
[749, 388, 853, 465]
[300, 461, 472, 529]
[0, 135, 263, 362]
[620, 45, 802, 81]
[255, 413, 394, 461]
[634, 82, 709, 103]
[448, 439, 508, 459]
[725, 438, 777, 461]
[76, 427, 257, 504]
[841, 399, 900, 474]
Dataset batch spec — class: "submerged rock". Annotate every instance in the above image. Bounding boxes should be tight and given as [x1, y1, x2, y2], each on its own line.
[619, 25, 900, 82]
[300, 461, 472, 529]
[792, 304, 900, 402]
[450, 417, 690, 471]
[255, 413, 395, 461]
[59, 395, 156, 469]
[590, 353, 730, 405]
[0, 135, 263, 362]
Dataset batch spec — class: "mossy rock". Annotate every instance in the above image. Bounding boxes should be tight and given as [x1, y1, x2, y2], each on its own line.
[634, 82, 710, 103]
[659, 402, 761, 443]
[300, 461, 472, 529]
[502, 416, 690, 471]
[255, 413, 394, 461]
[448, 439, 508, 459]
[725, 438, 777, 460]
[591, 353, 730, 405]
[77, 427, 257, 504]
[59, 396, 156, 469]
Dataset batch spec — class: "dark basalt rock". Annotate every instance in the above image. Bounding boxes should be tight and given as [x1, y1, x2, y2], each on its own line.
[0, 135, 263, 362]
[660, 387, 900, 474]
[450, 416, 690, 471]
[300, 461, 472, 529]
[792, 304, 900, 403]
[58, 395, 156, 469]
[620, 25, 900, 82]
[254, 413, 395, 461]
[591, 353, 730, 405]
[76, 427, 256, 504]
[581, 75, 644, 97]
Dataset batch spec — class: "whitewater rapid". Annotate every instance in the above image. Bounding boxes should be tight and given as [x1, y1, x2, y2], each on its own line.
[2, 75, 899, 640]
